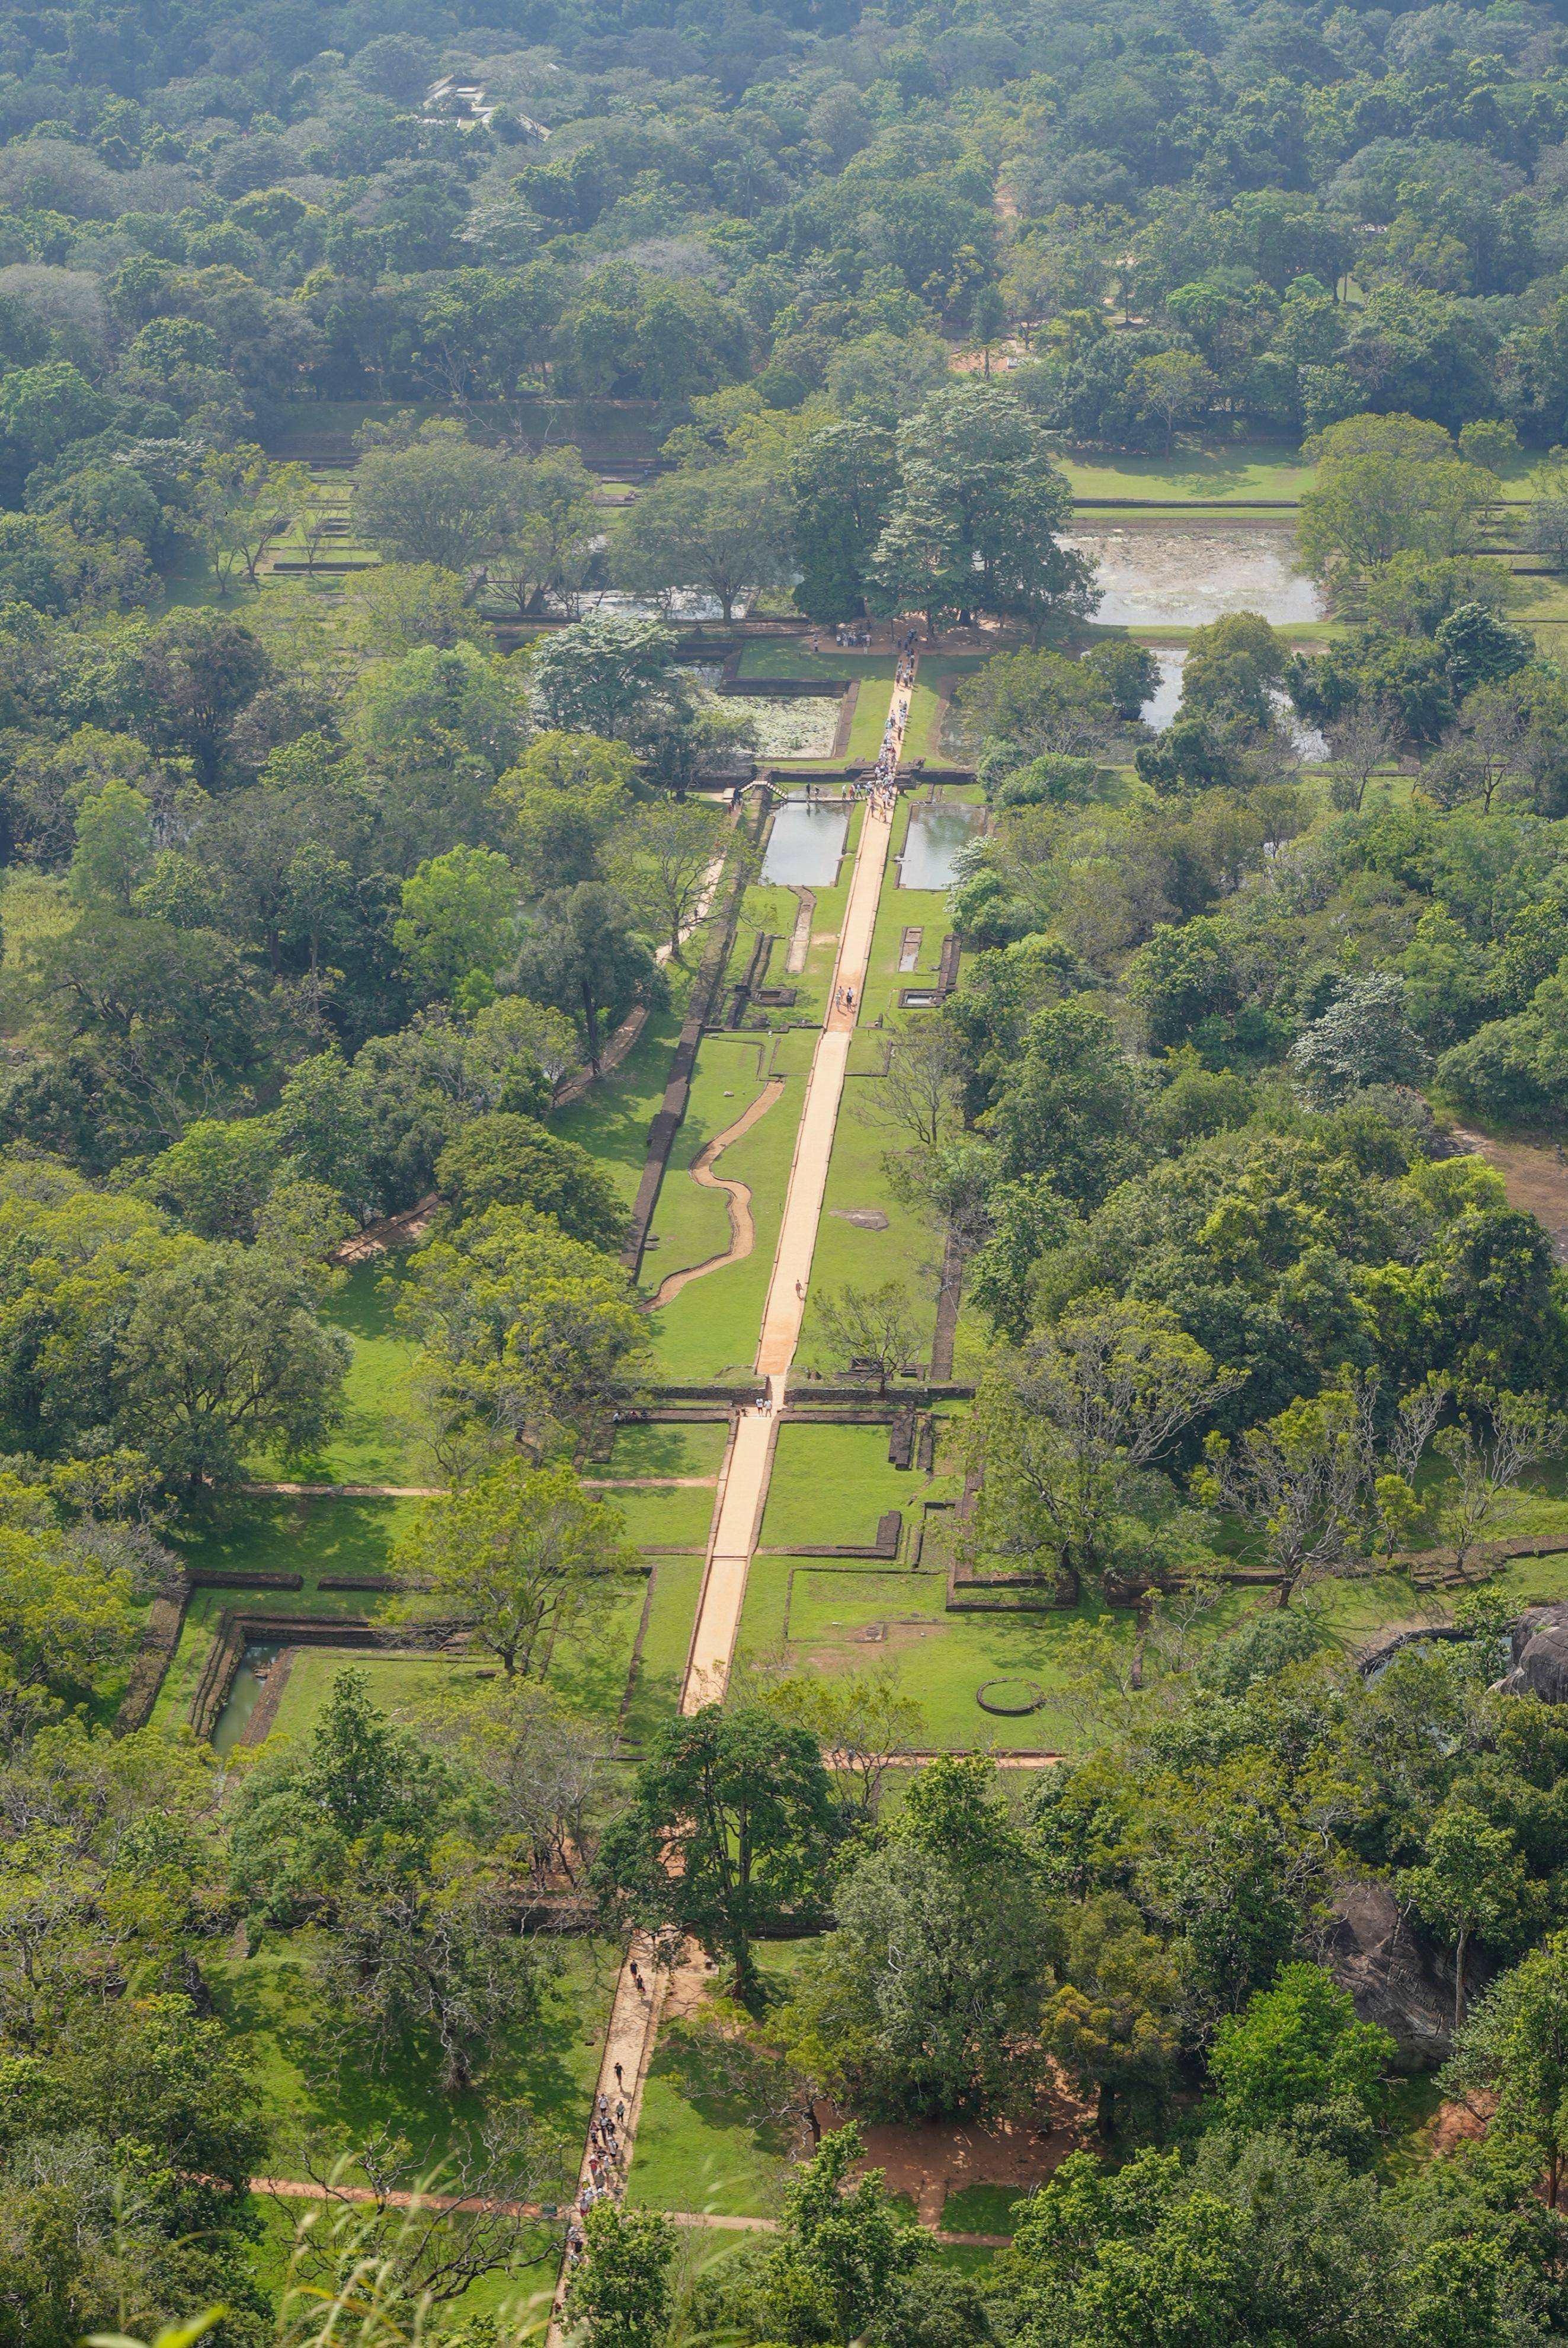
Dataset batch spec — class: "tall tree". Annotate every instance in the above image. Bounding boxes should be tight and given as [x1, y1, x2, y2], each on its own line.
[595, 1702, 839, 1996]
[392, 1459, 637, 1679]
[872, 382, 1098, 633]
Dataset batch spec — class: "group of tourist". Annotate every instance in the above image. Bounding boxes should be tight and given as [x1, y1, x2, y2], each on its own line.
[565, 2088, 629, 2261]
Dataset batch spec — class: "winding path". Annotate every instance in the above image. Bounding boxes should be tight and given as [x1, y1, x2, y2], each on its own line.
[644, 1077, 786, 1311]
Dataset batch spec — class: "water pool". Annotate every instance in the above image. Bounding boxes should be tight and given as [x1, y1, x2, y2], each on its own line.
[211, 1640, 283, 1757]
[761, 798, 850, 885]
[900, 801, 985, 888]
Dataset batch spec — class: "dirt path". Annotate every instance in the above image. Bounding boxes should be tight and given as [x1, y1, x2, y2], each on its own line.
[1450, 1125, 1568, 1262]
[645, 1078, 786, 1311]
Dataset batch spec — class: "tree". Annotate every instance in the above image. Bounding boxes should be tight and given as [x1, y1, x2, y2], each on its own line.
[1209, 1962, 1396, 2136]
[763, 2126, 925, 2347]
[69, 777, 153, 913]
[436, 1113, 626, 1249]
[509, 881, 662, 1071]
[1400, 1802, 1532, 2031]
[148, 1114, 284, 1240]
[790, 420, 899, 622]
[489, 445, 599, 617]
[1195, 1372, 1374, 1609]
[1290, 973, 1428, 1101]
[353, 431, 513, 571]
[955, 646, 1117, 761]
[393, 844, 518, 1005]
[497, 731, 637, 890]
[114, 1247, 351, 1491]
[1298, 448, 1492, 583]
[872, 382, 1099, 634]
[609, 465, 791, 624]
[343, 563, 489, 655]
[1324, 695, 1399, 812]
[392, 1459, 637, 1679]
[393, 1205, 651, 1466]
[762, 1660, 925, 1817]
[527, 614, 684, 740]
[609, 797, 728, 963]
[1129, 348, 1217, 451]
[190, 442, 314, 590]
[139, 608, 274, 791]
[982, 1001, 1143, 1209]
[1445, 1932, 1568, 2205]
[1042, 1892, 1182, 2138]
[857, 1017, 965, 1152]
[567, 2205, 676, 2348]
[1082, 637, 1160, 722]
[1431, 1386, 1567, 1574]
[0, 1513, 143, 1698]
[782, 1758, 1054, 2119]
[594, 1702, 839, 1996]
[974, 1294, 1229, 1602]
[810, 1279, 924, 1391]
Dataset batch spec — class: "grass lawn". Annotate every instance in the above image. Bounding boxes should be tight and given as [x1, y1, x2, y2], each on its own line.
[601, 1423, 729, 1478]
[904, 657, 986, 761]
[1058, 446, 1315, 504]
[759, 1423, 958, 1549]
[647, 1028, 818, 1382]
[281, 1263, 424, 1486]
[734, 1550, 1122, 1752]
[623, 1553, 708, 1742]
[942, 2181, 1027, 2235]
[151, 1498, 415, 1733]
[599, 1481, 718, 1550]
[628, 1943, 818, 2218]
[554, 996, 688, 1208]
[210, 1931, 619, 2173]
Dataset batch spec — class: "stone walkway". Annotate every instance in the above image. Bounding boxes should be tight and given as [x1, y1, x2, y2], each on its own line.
[552, 667, 918, 2329]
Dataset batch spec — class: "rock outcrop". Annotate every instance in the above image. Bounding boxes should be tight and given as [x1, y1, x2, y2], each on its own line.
[1316, 1877, 1458, 2071]
[1498, 1604, 1568, 1703]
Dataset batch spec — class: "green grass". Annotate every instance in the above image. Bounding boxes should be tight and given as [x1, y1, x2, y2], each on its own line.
[151, 1498, 417, 1733]
[941, 2182, 1026, 2235]
[903, 658, 986, 761]
[647, 1030, 818, 1383]
[628, 1944, 818, 2218]
[623, 1554, 707, 1742]
[210, 1932, 619, 2173]
[1058, 445, 1315, 504]
[735, 1548, 1130, 1752]
[281, 1263, 424, 1485]
[554, 998, 688, 1207]
[599, 1481, 718, 1550]
[601, 1423, 729, 1477]
[759, 1423, 958, 1549]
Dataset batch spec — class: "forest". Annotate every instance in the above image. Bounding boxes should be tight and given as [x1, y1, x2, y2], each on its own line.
[14, 0, 1568, 2344]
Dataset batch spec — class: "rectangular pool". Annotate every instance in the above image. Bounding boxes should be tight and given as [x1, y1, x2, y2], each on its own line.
[761, 798, 850, 886]
[899, 801, 985, 889]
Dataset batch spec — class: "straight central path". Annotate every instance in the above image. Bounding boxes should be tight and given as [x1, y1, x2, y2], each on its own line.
[683, 659, 913, 1709]
[551, 657, 916, 2327]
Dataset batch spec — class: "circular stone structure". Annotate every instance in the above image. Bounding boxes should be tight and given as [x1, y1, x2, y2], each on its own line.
[976, 1677, 1045, 1717]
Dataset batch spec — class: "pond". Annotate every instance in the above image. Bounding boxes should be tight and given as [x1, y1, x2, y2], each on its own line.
[1065, 528, 1324, 628]
[761, 797, 850, 885]
[211, 1640, 283, 1758]
[900, 800, 985, 889]
[1138, 650, 1328, 759]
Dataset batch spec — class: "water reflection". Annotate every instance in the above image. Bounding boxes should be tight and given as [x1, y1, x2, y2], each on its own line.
[212, 1641, 283, 1758]
[900, 801, 985, 888]
[761, 798, 850, 885]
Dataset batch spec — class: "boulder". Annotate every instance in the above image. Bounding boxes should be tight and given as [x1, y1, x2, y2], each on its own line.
[1316, 1877, 1457, 2072]
[1498, 1605, 1568, 1704]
